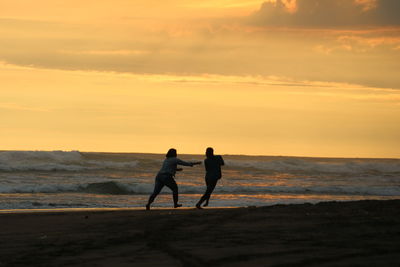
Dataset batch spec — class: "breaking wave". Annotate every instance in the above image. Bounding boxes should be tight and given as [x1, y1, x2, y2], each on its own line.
[0, 181, 150, 195]
[226, 158, 400, 174]
[0, 151, 138, 171]
[1, 181, 399, 197]
[2, 151, 399, 174]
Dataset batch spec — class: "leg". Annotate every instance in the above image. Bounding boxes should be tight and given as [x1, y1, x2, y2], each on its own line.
[204, 180, 217, 206]
[197, 179, 217, 208]
[164, 178, 181, 208]
[146, 180, 164, 210]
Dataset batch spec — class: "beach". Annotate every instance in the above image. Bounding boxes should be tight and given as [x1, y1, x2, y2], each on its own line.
[1, 200, 399, 266]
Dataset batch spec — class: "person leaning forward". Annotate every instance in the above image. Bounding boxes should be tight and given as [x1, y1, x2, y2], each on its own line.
[146, 148, 201, 210]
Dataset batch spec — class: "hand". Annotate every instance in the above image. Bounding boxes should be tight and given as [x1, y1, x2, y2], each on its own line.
[176, 168, 183, 172]
[193, 161, 202, 165]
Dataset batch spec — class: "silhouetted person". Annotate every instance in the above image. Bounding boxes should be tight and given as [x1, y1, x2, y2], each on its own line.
[196, 147, 224, 209]
[146, 148, 201, 210]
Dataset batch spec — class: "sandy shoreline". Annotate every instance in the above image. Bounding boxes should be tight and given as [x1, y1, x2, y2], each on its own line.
[1, 200, 399, 266]
[0, 206, 237, 214]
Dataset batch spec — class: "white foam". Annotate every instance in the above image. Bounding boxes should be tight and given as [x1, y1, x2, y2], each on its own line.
[0, 150, 83, 162]
[0, 151, 138, 171]
[226, 158, 400, 174]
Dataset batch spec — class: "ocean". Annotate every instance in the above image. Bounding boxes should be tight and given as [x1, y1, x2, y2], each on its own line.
[0, 151, 399, 210]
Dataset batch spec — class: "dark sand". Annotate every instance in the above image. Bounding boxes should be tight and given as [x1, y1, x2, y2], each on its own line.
[0, 200, 399, 266]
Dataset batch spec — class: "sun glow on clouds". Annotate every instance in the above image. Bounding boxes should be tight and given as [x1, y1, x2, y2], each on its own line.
[182, 0, 263, 11]
[266, 0, 378, 13]
[354, 0, 378, 11]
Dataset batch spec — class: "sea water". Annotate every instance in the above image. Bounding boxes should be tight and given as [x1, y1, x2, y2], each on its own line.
[0, 151, 399, 210]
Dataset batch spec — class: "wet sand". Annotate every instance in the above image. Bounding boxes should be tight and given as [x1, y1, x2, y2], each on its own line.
[0, 200, 399, 266]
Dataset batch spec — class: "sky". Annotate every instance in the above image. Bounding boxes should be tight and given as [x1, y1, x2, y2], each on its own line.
[1, 0, 400, 158]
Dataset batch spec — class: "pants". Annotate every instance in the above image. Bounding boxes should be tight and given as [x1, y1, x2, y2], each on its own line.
[147, 173, 179, 205]
[198, 177, 218, 205]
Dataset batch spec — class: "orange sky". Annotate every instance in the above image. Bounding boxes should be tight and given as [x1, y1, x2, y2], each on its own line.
[1, 0, 399, 158]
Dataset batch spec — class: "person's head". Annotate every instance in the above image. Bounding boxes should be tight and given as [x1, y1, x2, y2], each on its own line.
[166, 148, 177, 158]
[206, 147, 214, 158]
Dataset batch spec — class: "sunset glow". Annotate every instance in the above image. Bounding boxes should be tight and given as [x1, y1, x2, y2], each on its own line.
[1, 0, 399, 157]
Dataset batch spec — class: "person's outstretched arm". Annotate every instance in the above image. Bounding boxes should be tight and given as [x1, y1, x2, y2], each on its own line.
[176, 158, 201, 167]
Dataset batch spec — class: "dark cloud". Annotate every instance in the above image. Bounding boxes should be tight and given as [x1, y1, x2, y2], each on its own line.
[251, 0, 400, 27]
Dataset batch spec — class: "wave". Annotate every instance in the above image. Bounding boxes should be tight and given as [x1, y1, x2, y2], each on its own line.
[226, 158, 400, 174]
[215, 185, 400, 197]
[0, 151, 138, 171]
[1, 181, 399, 197]
[0, 182, 151, 195]
[2, 151, 399, 174]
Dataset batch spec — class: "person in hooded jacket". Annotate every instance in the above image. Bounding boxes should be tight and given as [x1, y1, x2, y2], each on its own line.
[146, 148, 201, 210]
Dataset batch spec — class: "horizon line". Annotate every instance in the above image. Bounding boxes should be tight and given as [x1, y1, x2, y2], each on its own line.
[1, 149, 399, 160]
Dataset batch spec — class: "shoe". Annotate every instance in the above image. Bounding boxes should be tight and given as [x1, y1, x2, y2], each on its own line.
[174, 203, 182, 208]
[146, 204, 150, 210]
[203, 201, 209, 207]
[196, 203, 203, 209]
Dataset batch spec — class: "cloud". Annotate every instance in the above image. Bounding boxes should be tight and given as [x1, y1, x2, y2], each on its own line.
[0, 102, 49, 112]
[251, 0, 400, 27]
[59, 50, 150, 56]
[1, 6, 400, 89]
